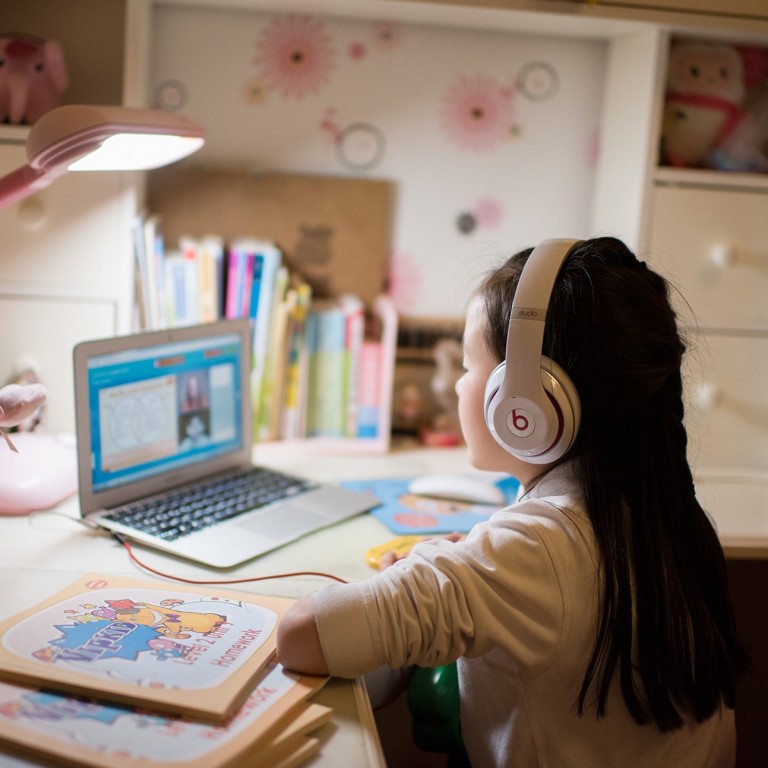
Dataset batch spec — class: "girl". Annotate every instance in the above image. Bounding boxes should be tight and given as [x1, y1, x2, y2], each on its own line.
[277, 236, 747, 767]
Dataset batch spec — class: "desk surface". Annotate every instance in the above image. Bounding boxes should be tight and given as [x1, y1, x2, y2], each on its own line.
[0, 442, 766, 766]
[0, 443, 474, 768]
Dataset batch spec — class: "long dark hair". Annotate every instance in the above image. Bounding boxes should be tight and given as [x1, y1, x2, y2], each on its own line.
[478, 236, 748, 731]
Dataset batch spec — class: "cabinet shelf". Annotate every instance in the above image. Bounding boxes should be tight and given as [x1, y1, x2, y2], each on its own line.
[0, 126, 29, 146]
[654, 166, 768, 192]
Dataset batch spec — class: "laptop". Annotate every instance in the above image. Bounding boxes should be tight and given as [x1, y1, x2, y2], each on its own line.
[73, 318, 376, 568]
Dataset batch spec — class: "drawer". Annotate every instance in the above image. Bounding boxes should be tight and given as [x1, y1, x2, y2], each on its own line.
[684, 332, 768, 472]
[648, 185, 768, 331]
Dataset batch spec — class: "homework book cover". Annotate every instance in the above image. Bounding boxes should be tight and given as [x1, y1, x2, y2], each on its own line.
[343, 476, 520, 534]
[0, 574, 294, 721]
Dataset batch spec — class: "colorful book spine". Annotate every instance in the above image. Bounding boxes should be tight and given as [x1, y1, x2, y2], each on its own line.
[306, 302, 347, 438]
[195, 235, 224, 323]
[339, 295, 365, 437]
[229, 239, 283, 440]
[280, 281, 312, 440]
[356, 340, 383, 438]
[257, 265, 289, 441]
[224, 248, 246, 319]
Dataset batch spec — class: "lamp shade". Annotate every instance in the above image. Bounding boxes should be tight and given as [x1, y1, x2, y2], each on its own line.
[0, 104, 205, 210]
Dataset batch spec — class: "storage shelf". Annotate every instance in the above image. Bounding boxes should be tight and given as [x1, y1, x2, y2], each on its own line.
[654, 166, 768, 192]
[0, 125, 29, 146]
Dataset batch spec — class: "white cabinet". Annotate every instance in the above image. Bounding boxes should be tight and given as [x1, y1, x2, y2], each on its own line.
[591, 24, 768, 476]
[648, 185, 768, 332]
[0, 0, 150, 435]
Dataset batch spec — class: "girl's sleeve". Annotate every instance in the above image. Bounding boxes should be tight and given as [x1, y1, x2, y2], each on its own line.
[311, 506, 571, 679]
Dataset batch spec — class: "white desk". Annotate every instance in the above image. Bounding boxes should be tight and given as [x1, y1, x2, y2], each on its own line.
[0, 442, 766, 767]
[0, 443, 472, 768]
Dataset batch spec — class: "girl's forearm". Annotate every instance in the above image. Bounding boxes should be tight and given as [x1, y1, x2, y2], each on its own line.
[276, 595, 329, 675]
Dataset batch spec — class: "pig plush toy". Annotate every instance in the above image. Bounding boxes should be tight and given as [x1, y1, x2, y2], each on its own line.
[0, 34, 68, 125]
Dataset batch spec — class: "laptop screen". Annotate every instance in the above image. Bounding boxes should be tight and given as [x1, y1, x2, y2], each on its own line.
[84, 328, 245, 494]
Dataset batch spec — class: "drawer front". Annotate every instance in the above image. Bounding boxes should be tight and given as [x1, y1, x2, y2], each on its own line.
[684, 332, 768, 472]
[648, 185, 768, 331]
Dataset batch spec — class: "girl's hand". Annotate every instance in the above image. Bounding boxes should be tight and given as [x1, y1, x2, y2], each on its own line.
[379, 532, 465, 569]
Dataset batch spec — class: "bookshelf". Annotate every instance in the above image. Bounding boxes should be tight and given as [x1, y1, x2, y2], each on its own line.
[139, 167, 399, 452]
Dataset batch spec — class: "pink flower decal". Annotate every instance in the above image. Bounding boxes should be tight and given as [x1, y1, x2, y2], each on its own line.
[348, 41, 367, 60]
[440, 74, 517, 152]
[474, 197, 504, 228]
[253, 15, 336, 99]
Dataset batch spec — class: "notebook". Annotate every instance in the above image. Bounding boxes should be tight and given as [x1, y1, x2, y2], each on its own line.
[72, 318, 375, 568]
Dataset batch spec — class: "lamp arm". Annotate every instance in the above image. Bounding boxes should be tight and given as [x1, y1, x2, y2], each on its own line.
[0, 164, 58, 210]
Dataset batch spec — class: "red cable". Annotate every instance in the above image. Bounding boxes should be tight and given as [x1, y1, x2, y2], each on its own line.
[114, 533, 349, 585]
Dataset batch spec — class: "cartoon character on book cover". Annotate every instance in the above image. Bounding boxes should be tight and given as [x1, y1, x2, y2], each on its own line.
[1, 585, 278, 691]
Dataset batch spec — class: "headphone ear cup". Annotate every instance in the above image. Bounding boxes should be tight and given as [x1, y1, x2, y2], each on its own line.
[484, 360, 507, 437]
[536, 356, 580, 463]
[484, 357, 580, 463]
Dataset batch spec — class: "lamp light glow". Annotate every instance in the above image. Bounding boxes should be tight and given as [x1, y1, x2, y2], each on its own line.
[0, 104, 205, 210]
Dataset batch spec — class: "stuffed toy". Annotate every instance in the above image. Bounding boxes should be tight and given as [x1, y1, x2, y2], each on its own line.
[0, 381, 79, 516]
[661, 39, 768, 171]
[0, 34, 68, 125]
[0, 382, 47, 451]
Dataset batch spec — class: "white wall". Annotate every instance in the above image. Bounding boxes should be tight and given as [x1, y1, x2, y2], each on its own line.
[150, 5, 607, 318]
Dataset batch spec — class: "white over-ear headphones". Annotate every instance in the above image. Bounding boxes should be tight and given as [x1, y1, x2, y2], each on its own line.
[483, 238, 582, 464]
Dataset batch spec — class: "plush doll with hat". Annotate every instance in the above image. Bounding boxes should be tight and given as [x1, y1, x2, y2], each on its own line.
[661, 38, 768, 171]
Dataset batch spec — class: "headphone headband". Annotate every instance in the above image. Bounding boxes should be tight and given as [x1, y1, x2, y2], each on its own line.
[499, 238, 580, 401]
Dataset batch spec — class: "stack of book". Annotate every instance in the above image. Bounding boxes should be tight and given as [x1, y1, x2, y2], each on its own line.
[0, 574, 332, 767]
[131, 219, 397, 452]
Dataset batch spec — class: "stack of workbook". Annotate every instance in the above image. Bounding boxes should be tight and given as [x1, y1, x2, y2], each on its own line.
[0, 574, 331, 767]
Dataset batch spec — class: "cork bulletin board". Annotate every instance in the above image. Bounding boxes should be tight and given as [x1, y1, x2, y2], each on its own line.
[146, 166, 393, 305]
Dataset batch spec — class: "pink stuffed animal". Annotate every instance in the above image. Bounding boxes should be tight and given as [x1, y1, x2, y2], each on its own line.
[0, 382, 47, 452]
[661, 39, 768, 170]
[0, 34, 68, 125]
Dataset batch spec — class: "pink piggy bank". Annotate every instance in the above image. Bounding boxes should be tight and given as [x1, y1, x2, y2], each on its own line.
[0, 34, 68, 125]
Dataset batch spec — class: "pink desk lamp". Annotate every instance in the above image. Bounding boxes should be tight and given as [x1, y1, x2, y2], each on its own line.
[0, 104, 204, 513]
[0, 103, 205, 210]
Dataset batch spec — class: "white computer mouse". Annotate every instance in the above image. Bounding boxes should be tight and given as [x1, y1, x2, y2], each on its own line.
[407, 473, 507, 506]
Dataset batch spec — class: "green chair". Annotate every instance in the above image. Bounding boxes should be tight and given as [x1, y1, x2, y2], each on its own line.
[407, 662, 470, 764]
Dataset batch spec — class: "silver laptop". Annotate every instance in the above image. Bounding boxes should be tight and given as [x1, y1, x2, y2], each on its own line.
[73, 318, 375, 568]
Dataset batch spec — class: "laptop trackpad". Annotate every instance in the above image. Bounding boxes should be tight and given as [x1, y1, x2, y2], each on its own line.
[236, 505, 323, 541]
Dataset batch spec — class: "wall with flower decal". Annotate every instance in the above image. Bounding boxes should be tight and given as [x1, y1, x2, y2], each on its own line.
[150, 6, 606, 320]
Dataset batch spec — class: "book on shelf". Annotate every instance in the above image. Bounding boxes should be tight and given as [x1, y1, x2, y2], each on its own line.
[0, 573, 298, 722]
[195, 235, 226, 323]
[256, 264, 290, 441]
[130, 218, 397, 452]
[131, 213, 165, 331]
[305, 299, 348, 438]
[232, 240, 284, 438]
[263, 293, 397, 453]
[279, 280, 313, 441]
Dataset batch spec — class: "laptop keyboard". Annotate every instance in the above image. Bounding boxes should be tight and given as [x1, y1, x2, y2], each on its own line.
[104, 467, 319, 541]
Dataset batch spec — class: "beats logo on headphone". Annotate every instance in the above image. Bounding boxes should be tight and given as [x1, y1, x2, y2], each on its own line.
[483, 238, 582, 464]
